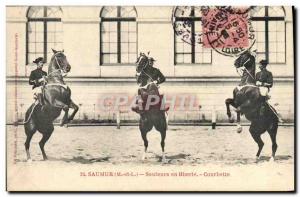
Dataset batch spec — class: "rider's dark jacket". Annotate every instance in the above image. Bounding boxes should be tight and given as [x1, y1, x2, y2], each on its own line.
[29, 68, 47, 89]
[137, 66, 165, 87]
[255, 69, 273, 88]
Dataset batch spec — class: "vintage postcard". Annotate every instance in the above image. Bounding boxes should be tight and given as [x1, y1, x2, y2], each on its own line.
[6, 6, 295, 191]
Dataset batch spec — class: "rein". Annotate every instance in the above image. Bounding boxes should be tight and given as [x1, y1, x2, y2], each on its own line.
[47, 52, 66, 77]
[141, 69, 155, 82]
[236, 68, 243, 77]
[47, 69, 61, 77]
[242, 56, 255, 80]
[236, 56, 256, 84]
[244, 67, 255, 81]
[139, 81, 158, 89]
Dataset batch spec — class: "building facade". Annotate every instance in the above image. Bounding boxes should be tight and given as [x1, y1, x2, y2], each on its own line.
[6, 6, 294, 123]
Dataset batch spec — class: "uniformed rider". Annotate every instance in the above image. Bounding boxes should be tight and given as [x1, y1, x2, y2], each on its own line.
[136, 57, 165, 87]
[255, 59, 273, 116]
[29, 57, 47, 105]
[133, 57, 166, 113]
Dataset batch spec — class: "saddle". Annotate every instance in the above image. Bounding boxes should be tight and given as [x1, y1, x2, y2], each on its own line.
[132, 83, 169, 114]
[36, 87, 46, 106]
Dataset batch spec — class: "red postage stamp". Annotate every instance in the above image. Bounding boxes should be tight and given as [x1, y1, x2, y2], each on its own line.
[202, 7, 254, 56]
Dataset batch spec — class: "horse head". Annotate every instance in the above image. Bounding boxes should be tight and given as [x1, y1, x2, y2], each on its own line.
[50, 49, 71, 74]
[234, 50, 256, 84]
[136, 52, 149, 73]
[234, 50, 255, 70]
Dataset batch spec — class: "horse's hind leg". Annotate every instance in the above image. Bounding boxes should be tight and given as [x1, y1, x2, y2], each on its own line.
[252, 134, 264, 159]
[154, 113, 167, 163]
[160, 130, 166, 163]
[267, 121, 278, 161]
[236, 111, 242, 133]
[24, 120, 37, 161]
[141, 131, 148, 160]
[249, 124, 264, 160]
[139, 116, 152, 160]
[39, 125, 54, 160]
[68, 100, 79, 121]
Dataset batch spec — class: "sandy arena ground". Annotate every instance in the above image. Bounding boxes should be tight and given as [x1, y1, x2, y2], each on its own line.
[7, 125, 295, 191]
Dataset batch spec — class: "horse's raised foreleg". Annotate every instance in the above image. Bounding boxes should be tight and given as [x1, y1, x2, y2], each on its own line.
[48, 98, 69, 126]
[67, 100, 79, 121]
[39, 126, 54, 161]
[61, 108, 69, 126]
[49, 98, 69, 110]
[226, 98, 243, 132]
[225, 98, 235, 123]
[236, 100, 254, 133]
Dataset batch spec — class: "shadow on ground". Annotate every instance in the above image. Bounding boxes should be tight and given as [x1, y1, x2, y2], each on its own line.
[61, 156, 111, 164]
[15, 154, 292, 165]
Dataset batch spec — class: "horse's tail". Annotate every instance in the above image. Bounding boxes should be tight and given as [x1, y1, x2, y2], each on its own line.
[23, 103, 38, 124]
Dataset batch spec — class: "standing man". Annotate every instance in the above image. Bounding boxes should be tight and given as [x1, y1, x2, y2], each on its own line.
[29, 57, 47, 105]
[256, 59, 273, 116]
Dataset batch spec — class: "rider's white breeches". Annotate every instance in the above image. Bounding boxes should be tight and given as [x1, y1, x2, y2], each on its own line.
[259, 87, 269, 97]
[32, 87, 42, 99]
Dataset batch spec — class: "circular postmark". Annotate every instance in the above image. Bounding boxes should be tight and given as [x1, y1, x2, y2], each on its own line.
[202, 7, 255, 57]
[172, 6, 256, 57]
[172, 6, 205, 46]
[215, 6, 253, 15]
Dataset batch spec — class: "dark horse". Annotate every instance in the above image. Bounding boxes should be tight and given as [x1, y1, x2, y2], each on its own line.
[225, 51, 279, 161]
[23, 49, 79, 161]
[134, 53, 167, 163]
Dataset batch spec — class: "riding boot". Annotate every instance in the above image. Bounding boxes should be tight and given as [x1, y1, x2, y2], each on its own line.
[259, 96, 266, 117]
[37, 93, 44, 106]
[132, 96, 144, 114]
[132, 105, 142, 114]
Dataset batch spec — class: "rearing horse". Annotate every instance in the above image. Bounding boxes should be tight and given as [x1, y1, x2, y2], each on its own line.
[23, 49, 79, 161]
[134, 53, 167, 163]
[225, 51, 279, 161]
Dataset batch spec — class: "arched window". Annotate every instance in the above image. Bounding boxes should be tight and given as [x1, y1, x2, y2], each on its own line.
[174, 6, 212, 65]
[251, 6, 286, 63]
[26, 6, 63, 64]
[100, 6, 137, 65]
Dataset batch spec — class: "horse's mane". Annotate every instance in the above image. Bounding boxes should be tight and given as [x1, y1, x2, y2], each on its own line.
[234, 51, 255, 70]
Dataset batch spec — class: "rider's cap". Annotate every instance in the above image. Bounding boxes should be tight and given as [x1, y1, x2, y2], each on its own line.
[259, 60, 268, 66]
[148, 57, 156, 62]
[33, 57, 45, 64]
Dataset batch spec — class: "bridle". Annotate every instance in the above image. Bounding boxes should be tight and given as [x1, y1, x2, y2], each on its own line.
[236, 56, 255, 82]
[136, 55, 155, 82]
[48, 52, 67, 77]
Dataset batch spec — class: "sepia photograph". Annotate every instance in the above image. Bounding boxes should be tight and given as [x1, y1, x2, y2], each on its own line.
[5, 4, 295, 192]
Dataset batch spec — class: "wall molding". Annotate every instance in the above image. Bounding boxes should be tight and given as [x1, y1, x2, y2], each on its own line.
[6, 76, 294, 83]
